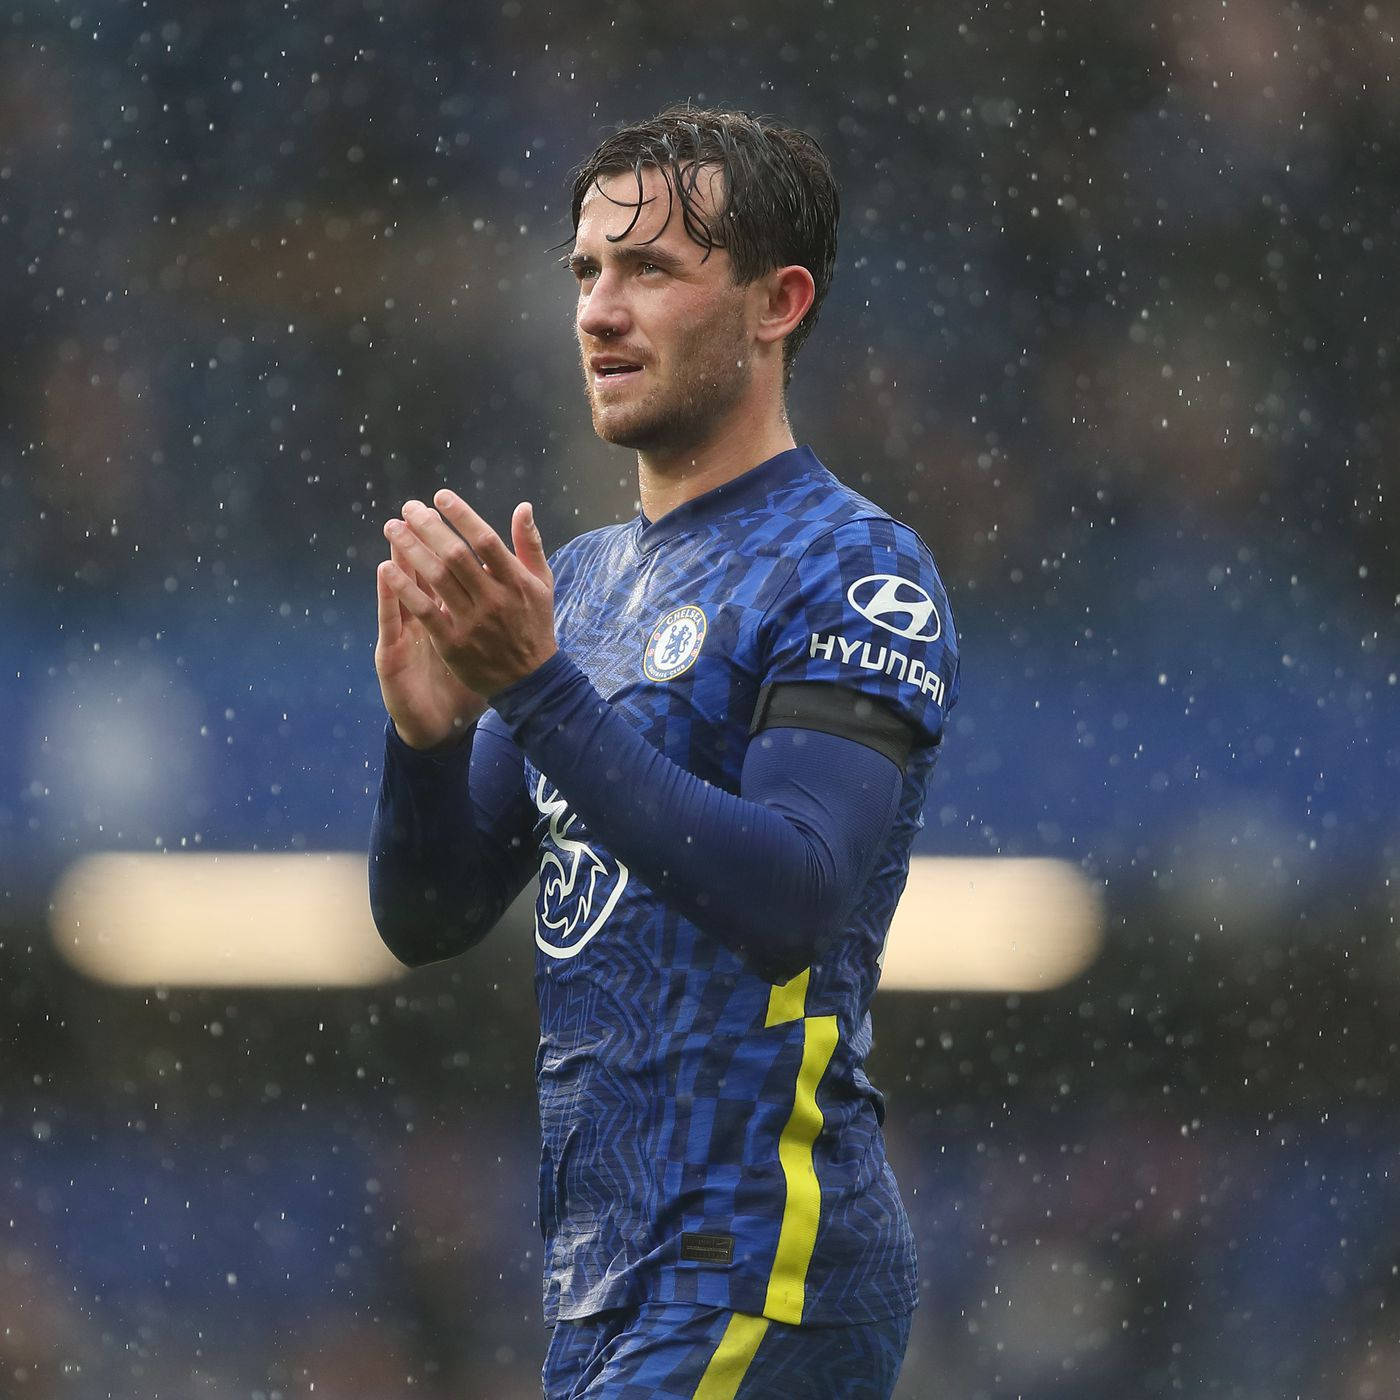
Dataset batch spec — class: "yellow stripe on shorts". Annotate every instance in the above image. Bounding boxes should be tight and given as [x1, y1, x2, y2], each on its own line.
[692, 1311, 769, 1400]
[762, 969, 841, 1326]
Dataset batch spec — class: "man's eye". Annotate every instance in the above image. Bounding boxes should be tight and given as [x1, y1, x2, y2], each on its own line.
[638, 262, 663, 276]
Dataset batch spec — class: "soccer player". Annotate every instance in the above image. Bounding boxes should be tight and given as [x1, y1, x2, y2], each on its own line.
[369, 108, 960, 1399]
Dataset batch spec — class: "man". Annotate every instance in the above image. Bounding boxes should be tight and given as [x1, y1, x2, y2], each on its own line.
[369, 108, 959, 1399]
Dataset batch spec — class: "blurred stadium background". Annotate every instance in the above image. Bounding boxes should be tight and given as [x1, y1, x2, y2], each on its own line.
[1, 1, 1396, 1396]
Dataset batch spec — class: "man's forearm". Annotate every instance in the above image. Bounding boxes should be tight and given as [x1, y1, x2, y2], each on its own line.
[492, 653, 903, 982]
[369, 717, 535, 966]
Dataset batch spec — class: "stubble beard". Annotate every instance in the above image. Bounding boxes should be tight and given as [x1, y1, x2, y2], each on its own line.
[583, 299, 751, 456]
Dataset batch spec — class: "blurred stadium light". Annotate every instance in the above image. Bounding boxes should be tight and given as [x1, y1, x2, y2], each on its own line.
[50, 851, 1101, 993]
[50, 852, 404, 987]
[880, 857, 1104, 992]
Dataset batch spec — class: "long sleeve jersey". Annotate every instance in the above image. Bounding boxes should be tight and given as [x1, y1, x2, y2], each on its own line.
[369, 445, 960, 1326]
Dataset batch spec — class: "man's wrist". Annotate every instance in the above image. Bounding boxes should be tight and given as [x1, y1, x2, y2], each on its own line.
[479, 641, 561, 704]
[387, 714, 479, 758]
[490, 651, 602, 757]
[490, 649, 579, 719]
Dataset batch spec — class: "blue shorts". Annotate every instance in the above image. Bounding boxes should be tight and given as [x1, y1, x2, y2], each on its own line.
[542, 1302, 912, 1400]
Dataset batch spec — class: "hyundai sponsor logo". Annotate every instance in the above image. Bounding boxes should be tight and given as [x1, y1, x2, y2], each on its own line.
[846, 574, 942, 642]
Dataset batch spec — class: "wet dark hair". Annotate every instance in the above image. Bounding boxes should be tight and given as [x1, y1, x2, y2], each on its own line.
[569, 106, 840, 381]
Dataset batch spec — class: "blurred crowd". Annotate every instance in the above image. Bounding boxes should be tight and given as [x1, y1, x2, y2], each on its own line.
[2, 2, 1397, 1397]
[1, 1, 1394, 617]
[4, 1101, 1398, 1399]
[3, 893, 1399, 1400]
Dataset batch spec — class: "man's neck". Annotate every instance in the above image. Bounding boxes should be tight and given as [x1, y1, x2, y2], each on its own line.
[637, 412, 796, 522]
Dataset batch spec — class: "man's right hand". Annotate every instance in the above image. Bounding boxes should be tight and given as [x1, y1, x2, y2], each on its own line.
[375, 536, 488, 750]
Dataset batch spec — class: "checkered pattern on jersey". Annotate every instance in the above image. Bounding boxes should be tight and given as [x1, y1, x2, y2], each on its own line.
[542, 1303, 912, 1400]
[525, 446, 958, 1326]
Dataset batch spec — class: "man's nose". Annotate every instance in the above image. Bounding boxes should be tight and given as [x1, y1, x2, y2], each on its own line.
[577, 271, 630, 340]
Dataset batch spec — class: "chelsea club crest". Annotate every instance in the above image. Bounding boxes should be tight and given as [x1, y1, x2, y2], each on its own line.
[643, 605, 707, 681]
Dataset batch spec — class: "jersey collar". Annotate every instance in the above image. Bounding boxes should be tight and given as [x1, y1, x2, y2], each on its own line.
[634, 445, 823, 555]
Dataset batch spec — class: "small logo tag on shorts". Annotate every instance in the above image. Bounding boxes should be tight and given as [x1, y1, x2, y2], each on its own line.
[680, 1231, 734, 1265]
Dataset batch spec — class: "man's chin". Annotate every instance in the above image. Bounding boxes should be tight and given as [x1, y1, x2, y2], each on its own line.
[591, 405, 666, 451]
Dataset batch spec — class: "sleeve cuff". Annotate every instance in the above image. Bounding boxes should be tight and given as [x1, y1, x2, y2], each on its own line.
[384, 716, 477, 766]
[490, 650, 588, 734]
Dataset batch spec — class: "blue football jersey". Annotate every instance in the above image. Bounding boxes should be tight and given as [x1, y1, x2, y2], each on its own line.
[523, 445, 959, 1326]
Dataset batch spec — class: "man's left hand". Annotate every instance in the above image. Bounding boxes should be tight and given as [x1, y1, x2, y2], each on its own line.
[379, 491, 557, 699]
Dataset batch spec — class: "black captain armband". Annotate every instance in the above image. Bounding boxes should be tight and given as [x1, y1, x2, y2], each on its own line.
[749, 682, 917, 772]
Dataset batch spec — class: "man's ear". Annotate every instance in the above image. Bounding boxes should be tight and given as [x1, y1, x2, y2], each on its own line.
[752, 265, 816, 349]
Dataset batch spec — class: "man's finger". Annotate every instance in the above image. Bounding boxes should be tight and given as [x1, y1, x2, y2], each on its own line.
[376, 559, 403, 647]
[379, 557, 449, 636]
[434, 490, 516, 578]
[401, 499, 491, 594]
[390, 535, 438, 606]
[385, 516, 474, 614]
[511, 502, 552, 584]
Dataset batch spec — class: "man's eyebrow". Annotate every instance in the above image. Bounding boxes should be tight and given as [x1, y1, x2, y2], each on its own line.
[566, 245, 685, 273]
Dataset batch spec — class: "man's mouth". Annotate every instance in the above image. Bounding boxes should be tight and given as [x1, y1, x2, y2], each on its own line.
[590, 353, 646, 384]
